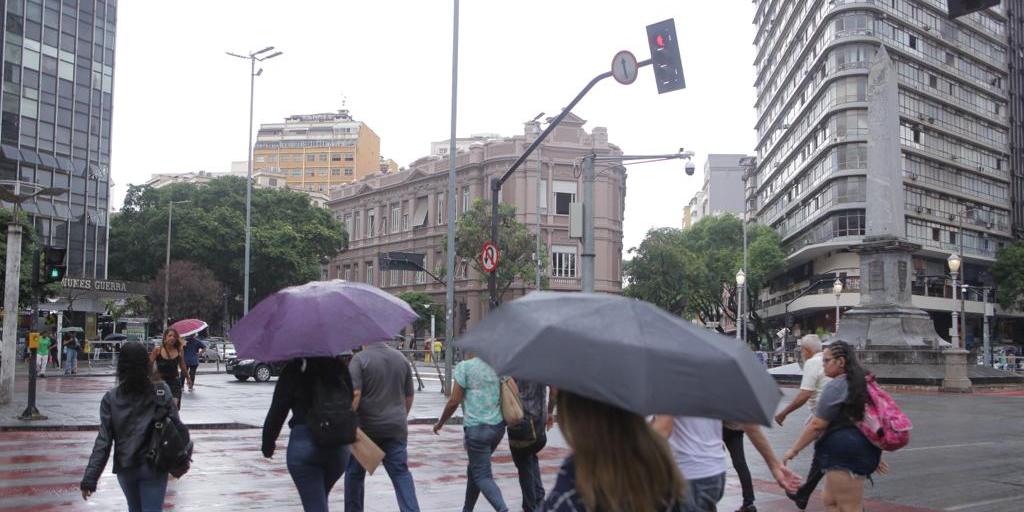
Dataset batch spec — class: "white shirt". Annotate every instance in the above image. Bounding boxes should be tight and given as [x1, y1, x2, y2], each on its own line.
[800, 352, 832, 413]
[668, 416, 727, 480]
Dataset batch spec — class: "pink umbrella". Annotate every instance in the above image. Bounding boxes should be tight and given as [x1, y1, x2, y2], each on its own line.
[169, 319, 208, 337]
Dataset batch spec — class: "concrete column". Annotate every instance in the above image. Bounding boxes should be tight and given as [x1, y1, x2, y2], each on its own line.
[1, 223, 24, 404]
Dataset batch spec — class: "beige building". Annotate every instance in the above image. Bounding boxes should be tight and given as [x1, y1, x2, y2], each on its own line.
[144, 169, 289, 191]
[326, 114, 626, 333]
[252, 110, 381, 195]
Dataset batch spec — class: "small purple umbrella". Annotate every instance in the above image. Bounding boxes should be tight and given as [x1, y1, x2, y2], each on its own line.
[229, 280, 418, 361]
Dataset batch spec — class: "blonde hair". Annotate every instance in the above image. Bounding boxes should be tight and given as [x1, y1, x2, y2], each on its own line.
[558, 392, 684, 512]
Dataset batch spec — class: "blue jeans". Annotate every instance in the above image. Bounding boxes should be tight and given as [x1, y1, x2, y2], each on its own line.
[116, 464, 168, 512]
[463, 423, 508, 512]
[287, 424, 351, 512]
[509, 417, 547, 512]
[63, 348, 77, 374]
[681, 472, 725, 512]
[344, 436, 420, 511]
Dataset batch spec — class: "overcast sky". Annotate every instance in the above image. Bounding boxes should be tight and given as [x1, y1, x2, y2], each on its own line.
[111, 0, 758, 254]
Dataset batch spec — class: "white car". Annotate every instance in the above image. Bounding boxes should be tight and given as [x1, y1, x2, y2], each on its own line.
[202, 341, 236, 362]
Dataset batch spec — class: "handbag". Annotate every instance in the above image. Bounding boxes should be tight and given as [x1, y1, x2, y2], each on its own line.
[500, 378, 525, 425]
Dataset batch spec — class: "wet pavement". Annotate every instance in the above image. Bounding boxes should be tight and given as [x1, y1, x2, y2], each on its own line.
[2, 373, 1023, 510]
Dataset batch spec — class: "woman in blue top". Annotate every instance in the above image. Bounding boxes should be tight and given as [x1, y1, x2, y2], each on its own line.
[434, 354, 511, 512]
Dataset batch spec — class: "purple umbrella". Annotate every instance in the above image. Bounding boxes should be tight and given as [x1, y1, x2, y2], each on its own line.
[229, 280, 418, 361]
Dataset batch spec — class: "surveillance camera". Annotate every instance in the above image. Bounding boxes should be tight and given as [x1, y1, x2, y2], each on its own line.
[685, 161, 696, 176]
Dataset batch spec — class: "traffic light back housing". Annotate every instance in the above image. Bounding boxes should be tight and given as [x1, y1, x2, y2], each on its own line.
[646, 18, 686, 94]
[41, 246, 67, 284]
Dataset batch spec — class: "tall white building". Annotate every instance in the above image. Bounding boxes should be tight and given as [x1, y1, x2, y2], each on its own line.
[682, 154, 750, 228]
[750, 1, 1020, 344]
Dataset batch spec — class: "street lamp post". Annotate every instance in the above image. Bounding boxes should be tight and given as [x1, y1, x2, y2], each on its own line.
[735, 270, 746, 341]
[227, 46, 282, 315]
[833, 279, 843, 334]
[948, 253, 962, 348]
[738, 156, 757, 345]
[163, 200, 190, 331]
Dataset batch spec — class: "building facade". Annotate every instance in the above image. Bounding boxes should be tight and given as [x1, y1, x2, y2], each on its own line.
[0, 0, 117, 280]
[252, 109, 380, 195]
[749, 1, 1021, 345]
[682, 154, 749, 228]
[144, 169, 289, 192]
[326, 114, 626, 333]
[1008, 0, 1024, 238]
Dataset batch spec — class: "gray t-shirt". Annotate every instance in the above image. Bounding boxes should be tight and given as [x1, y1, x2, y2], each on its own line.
[516, 379, 547, 421]
[350, 344, 414, 441]
[815, 374, 849, 423]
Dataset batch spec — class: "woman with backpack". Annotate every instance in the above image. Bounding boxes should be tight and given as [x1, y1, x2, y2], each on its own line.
[262, 357, 356, 512]
[81, 341, 189, 512]
[783, 341, 889, 511]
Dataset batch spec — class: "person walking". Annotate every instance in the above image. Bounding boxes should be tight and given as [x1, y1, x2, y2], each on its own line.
[508, 379, 553, 511]
[784, 341, 887, 512]
[263, 357, 355, 512]
[180, 336, 204, 392]
[650, 416, 800, 512]
[344, 341, 420, 512]
[36, 331, 53, 378]
[722, 423, 756, 512]
[774, 334, 831, 509]
[63, 333, 79, 376]
[542, 391, 686, 511]
[149, 329, 190, 410]
[434, 353, 508, 512]
[81, 341, 188, 512]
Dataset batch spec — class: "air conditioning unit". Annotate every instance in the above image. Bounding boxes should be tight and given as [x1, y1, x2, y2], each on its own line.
[927, 116, 935, 123]
[923, 24, 931, 31]
[917, 113, 927, 121]
[978, 165, 985, 171]
[951, 155, 959, 161]
[916, 206, 924, 213]
[909, 173, 918, 180]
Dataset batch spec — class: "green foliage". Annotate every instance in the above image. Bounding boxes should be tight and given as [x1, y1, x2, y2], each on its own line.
[624, 214, 784, 339]
[0, 208, 61, 307]
[445, 199, 546, 301]
[993, 241, 1024, 311]
[397, 291, 445, 338]
[148, 260, 226, 326]
[108, 177, 347, 315]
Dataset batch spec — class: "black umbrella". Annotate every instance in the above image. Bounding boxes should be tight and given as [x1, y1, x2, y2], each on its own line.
[103, 333, 128, 341]
[456, 292, 781, 425]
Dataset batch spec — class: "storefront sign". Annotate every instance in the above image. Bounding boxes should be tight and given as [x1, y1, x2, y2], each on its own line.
[60, 278, 143, 294]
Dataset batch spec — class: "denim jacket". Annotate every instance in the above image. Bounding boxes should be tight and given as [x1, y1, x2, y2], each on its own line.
[81, 381, 182, 491]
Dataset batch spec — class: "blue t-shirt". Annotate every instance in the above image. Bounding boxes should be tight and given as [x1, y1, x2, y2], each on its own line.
[182, 338, 203, 366]
[452, 358, 502, 428]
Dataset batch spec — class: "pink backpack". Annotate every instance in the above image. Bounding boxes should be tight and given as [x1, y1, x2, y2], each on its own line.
[857, 375, 912, 451]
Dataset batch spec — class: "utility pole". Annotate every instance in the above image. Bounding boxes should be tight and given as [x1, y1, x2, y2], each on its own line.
[443, 0, 460, 395]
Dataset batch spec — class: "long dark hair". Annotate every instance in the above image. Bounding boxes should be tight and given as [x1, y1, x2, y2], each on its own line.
[162, 328, 183, 351]
[827, 340, 868, 421]
[557, 392, 684, 512]
[117, 342, 156, 396]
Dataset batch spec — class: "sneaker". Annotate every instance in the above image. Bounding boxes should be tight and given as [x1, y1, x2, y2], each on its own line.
[736, 506, 757, 512]
[39, 374, 46, 378]
[785, 491, 808, 510]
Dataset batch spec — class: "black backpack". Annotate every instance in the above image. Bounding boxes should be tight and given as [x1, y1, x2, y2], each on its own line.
[305, 375, 357, 448]
[144, 387, 193, 477]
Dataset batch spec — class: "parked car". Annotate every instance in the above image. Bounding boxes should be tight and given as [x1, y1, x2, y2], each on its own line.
[226, 359, 286, 382]
[200, 339, 236, 362]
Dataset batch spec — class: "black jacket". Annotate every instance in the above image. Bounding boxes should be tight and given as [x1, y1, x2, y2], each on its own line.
[81, 381, 185, 491]
[262, 359, 353, 457]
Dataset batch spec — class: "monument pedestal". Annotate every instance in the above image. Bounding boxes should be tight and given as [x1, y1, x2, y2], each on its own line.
[941, 349, 973, 393]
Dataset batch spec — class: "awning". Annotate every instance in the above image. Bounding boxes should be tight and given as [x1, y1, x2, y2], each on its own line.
[553, 180, 577, 194]
[53, 202, 72, 219]
[413, 197, 428, 227]
[19, 149, 42, 166]
[1, 144, 22, 161]
[55, 156, 74, 172]
[39, 153, 59, 169]
[35, 200, 56, 217]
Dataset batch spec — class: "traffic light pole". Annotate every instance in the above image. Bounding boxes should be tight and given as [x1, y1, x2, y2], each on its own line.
[488, 64, 651, 309]
[19, 246, 46, 420]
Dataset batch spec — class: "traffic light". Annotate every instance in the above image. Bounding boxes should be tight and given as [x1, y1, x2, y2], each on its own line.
[646, 18, 685, 94]
[41, 246, 66, 284]
[458, 302, 470, 333]
[946, 0, 999, 19]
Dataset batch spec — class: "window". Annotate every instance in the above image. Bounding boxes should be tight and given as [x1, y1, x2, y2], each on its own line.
[908, 35, 917, 50]
[436, 193, 446, 225]
[390, 204, 401, 233]
[928, 74, 937, 88]
[331, 168, 340, 176]
[945, 52, 955, 66]
[367, 209, 376, 236]
[343, 265, 353, 281]
[402, 212, 409, 231]
[462, 187, 470, 213]
[949, 231, 956, 244]
[306, 154, 316, 162]
[413, 196, 429, 227]
[331, 154, 341, 161]
[343, 213, 354, 237]
[344, 168, 353, 176]
[553, 180, 576, 215]
[552, 245, 578, 278]
[319, 153, 329, 161]
[365, 262, 375, 285]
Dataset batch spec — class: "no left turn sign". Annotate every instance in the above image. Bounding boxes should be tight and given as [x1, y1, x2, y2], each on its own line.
[481, 241, 500, 273]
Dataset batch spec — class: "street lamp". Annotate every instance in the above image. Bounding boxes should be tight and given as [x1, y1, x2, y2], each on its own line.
[735, 269, 746, 341]
[227, 46, 282, 315]
[738, 156, 757, 344]
[948, 253, 962, 349]
[163, 200, 191, 331]
[833, 279, 843, 334]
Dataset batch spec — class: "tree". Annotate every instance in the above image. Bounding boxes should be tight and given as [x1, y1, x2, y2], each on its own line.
[993, 241, 1024, 311]
[397, 291, 445, 339]
[148, 260, 225, 327]
[624, 215, 784, 343]
[0, 208, 60, 308]
[446, 199, 546, 302]
[109, 177, 347, 317]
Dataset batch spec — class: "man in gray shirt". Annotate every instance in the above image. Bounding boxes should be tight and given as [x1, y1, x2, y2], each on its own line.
[344, 342, 420, 512]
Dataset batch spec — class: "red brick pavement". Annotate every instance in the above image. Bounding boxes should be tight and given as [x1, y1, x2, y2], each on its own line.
[0, 427, 937, 511]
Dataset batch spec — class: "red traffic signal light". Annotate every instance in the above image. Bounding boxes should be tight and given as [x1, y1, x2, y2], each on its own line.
[646, 19, 685, 94]
[655, 34, 665, 49]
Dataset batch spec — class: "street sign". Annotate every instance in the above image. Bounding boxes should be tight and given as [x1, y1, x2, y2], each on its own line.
[611, 50, 639, 85]
[481, 241, 500, 273]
